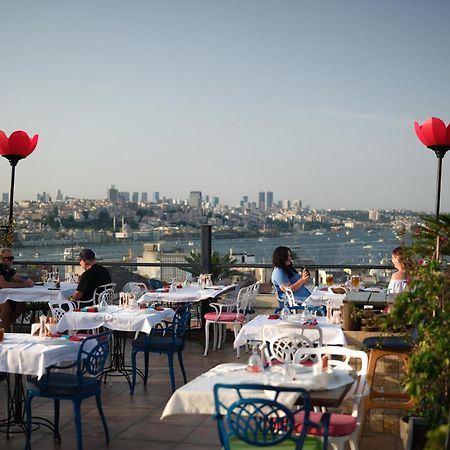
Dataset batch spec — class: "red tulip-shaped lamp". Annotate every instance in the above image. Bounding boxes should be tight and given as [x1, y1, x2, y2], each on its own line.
[0, 130, 39, 226]
[414, 117, 450, 220]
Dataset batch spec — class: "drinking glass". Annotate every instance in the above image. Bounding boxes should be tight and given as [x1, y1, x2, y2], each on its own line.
[351, 275, 360, 288]
[246, 344, 264, 373]
[326, 273, 334, 286]
[40, 270, 48, 283]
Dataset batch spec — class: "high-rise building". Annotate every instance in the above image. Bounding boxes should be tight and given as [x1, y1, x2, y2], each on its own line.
[119, 191, 130, 202]
[141, 192, 148, 203]
[282, 199, 291, 210]
[153, 191, 160, 203]
[2, 193, 8, 203]
[132, 192, 139, 203]
[266, 191, 273, 209]
[107, 185, 118, 204]
[258, 192, 265, 211]
[212, 196, 219, 207]
[189, 191, 202, 209]
[56, 189, 64, 202]
[243, 195, 248, 203]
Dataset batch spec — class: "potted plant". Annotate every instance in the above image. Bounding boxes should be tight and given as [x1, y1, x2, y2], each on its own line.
[382, 214, 450, 450]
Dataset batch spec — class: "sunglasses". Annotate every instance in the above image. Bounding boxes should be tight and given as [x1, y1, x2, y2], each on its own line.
[3, 256, 14, 261]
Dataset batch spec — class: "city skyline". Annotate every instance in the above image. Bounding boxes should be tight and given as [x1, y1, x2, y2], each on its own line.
[1, 1, 450, 211]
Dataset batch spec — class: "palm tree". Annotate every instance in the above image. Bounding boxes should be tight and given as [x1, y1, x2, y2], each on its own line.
[183, 251, 239, 282]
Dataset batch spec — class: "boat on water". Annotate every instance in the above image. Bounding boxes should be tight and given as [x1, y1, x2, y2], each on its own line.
[63, 245, 83, 260]
[363, 245, 373, 249]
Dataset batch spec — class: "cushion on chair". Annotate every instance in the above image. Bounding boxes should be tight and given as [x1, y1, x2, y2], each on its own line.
[362, 336, 412, 351]
[204, 312, 246, 322]
[27, 373, 100, 397]
[132, 335, 184, 351]
[294, 411, 357, 436]
[228, 435, 322, 449]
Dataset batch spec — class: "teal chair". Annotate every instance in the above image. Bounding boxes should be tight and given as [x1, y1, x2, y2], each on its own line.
[25, 331, 112, 450]
[213, 383, 329, 449]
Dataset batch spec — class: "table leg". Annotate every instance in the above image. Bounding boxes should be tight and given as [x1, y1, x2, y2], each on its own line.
[0, 374, 58, 438]
[102, 330, 145, 388]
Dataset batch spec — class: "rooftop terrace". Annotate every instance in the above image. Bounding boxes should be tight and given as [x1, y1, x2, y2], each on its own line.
[1, 298, 405, 450]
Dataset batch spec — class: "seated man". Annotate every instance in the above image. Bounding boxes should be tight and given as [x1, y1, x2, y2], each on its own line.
[72, 248, 112, 305]
[0, 247, 34, 331]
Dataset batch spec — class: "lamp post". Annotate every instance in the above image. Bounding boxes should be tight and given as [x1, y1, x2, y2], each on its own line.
[414, 117, 450, 220]
[0, 130, 38, 246]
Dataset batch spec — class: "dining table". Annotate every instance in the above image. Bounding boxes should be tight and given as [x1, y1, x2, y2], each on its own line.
[161, 362, 356, 419]
[0, 282, 76, 304]
[233, 314, 347, 350]
[138, 284, 237, 329]
[55, 306, 175, 387]
[0, 333, 86, 437]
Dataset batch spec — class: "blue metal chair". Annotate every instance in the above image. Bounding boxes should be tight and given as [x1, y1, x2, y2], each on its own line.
[24, 331, 112, 450]
[130, 305, 191, 394]
[213, 383, 329, 449]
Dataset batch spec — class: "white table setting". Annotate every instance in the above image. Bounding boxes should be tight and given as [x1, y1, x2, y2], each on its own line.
[138, 284, 236, 305]
[55, 305, 175, 334]
[234, 314, 347, 350]
[161, 362, 356, 419]
[0, 282, 76, 304]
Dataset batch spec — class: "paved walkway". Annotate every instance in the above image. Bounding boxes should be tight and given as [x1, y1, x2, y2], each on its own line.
[0, 333, 403, 450]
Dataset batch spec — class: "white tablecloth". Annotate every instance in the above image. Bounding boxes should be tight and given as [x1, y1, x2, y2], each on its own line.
[56, 306, 175, 334]
[161, 363, 355, 419]
[0, 333, 83, 378]
[0, 283, 76, 304]
[310, 286, 389, 304]
[138, 284, 236, 304]
[234, 315, 347, 348]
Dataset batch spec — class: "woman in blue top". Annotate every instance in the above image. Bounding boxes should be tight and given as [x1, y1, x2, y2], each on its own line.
[271, 246, 311, 308]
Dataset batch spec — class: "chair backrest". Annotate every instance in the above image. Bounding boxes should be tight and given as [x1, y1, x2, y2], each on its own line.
[122, 282, 148, 297]
[161, 305, 191, 341]
[77, 331, 112, 381]
[247, 281, 261, 309]
[262, 325, 323, 365]
[235, 286, 252, 314]
[48, 298, 74, 323]
[293, 346, 368, 401]
[213, 383, 327, 449]
[92, 283, 116, 305]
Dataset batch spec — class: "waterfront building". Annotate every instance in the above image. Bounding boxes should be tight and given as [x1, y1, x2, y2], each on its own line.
[369, 209, 380, 221]
[137, 243, 188, 281]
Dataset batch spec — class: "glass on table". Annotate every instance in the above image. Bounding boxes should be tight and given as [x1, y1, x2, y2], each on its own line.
[326, 273, 334, 286]
[351, 275, 361, 289]
[246, 344, 264, 373]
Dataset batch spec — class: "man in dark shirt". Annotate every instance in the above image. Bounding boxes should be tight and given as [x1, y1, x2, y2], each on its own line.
[72, 248, 112, 304]
[0, 247, 34, 331]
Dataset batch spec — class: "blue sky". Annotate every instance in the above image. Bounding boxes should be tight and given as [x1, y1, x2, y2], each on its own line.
[1, 0, 450, 211]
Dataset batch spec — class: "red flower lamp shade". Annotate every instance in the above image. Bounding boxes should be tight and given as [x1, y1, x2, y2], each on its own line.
[0, 130, 39, 165]
[414, 117, 450, 158]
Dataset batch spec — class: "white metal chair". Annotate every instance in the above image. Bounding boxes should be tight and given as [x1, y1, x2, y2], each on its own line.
[203, 285, 251, 358]
[122, 282, 148, 298]
[48, 298, 74, 323]
[75, 283, 117, 308]
[293, 346, 369, 450]
[262, 324, 323, 366]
